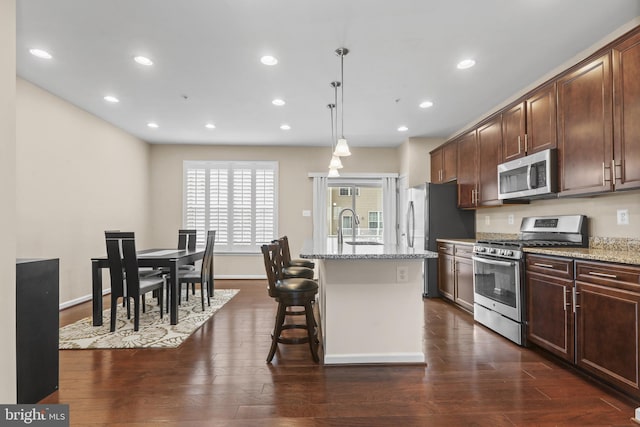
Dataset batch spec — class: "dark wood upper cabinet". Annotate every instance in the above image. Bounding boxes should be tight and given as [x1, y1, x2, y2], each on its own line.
[456, 130, 478, 208]
[502, 102, 526, 162]
[430, 142, 457, 183]
[612, 28, 640, 191]
[526, 82, 558, 154]
[557, 52, 613, 196]
[477, 116, 503, 206]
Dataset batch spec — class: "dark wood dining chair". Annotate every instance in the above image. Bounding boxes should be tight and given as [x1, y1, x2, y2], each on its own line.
[279, 236, 315, 269]
[118, 232, 166, 331]
[178, 230, 215, 311]
[261, 243, 319, 363]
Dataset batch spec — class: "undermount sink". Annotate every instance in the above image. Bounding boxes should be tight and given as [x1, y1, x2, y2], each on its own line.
[344, 241, 384, 245]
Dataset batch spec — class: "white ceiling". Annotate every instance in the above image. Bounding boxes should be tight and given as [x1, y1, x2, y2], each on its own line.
[16, 0, 640, 148]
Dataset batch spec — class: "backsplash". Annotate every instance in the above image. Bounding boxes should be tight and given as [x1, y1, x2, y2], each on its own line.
[476, 190, 640, 239]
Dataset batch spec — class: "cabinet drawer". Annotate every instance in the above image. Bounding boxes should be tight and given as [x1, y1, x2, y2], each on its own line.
[526, 254, 574, 279]
[576, 260, 640, 292]
[437, 242, 454, 255]
[454, 244, 473, 259]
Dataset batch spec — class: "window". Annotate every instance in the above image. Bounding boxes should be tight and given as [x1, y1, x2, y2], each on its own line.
[368, 211, 383, 231]
[339, 187, 360, 196]
[184, 160, 278, 253]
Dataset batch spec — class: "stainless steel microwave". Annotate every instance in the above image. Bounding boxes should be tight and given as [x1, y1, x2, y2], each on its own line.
[497, 149, 557, 200]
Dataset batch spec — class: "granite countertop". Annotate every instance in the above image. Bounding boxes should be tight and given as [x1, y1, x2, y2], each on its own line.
[299, 238, 438, 260]
[523, 247, 640, 266]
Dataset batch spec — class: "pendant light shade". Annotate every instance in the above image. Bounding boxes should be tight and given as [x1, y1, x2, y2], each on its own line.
[334, 47, 351, 157]
[333, 138, 351, 157]
[328, 167, 340, 177]
[329, 154, 343, 169]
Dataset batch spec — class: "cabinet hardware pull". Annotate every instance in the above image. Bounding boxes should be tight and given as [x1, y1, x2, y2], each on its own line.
[612, 159, 619, 183]
[602, 162, 612, 186]
[563, 289, 567, 312]
[517, 135, 521, 154]
[524, 134, 528, 153]
[533, 263, 554, 268]
[572, 288, 579, 313]
[587, 271, 618, 279]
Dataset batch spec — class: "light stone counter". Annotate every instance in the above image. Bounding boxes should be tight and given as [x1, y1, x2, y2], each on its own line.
[523, 247, 640, 266]
[299, 239, 436, 365]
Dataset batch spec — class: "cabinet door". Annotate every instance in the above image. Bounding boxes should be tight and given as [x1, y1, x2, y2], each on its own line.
[575, 281, 640, 397]
[456, 131, 478, 208]
[526, 82, 557, 154]
[442, 142, 458, 182]
[430, 148, 443, 183]
[612, 29, 640, 191]
[502, 102, 526, 161]
[438, 253, 455, 301]
[526, 271, 574, 362]
[455, 256, 474, 313]
[477, 116, 503, 206]
[557, 53, 613, 196]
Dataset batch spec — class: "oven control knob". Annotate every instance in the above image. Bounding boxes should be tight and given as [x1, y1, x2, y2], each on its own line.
[489, 248, 496, 254]
[506, 250, 513, 256]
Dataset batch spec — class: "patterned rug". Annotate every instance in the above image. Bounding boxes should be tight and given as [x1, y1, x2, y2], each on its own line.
[59, 289, 239, 349]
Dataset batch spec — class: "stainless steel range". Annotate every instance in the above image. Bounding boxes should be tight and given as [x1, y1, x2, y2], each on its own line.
[472, 215, 588, 345]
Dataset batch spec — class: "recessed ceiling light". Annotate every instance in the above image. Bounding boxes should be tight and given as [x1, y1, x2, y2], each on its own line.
[205, 123, 216, 129]
[419, 101, 434, 109]
[280, 124, 291, 130]
[272, 99, 286, 106]
[134, 56, 153, 66]
[398, 126, 409, 132]
[147, 122, 159, 128]
[29, 48, 52, 59]
[457, 59, 476, 70]
[260, 55, 278, 66]
[103, 95, 119, 103]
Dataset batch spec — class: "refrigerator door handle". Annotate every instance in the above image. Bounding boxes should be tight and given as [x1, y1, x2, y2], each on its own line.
[407, 201, 415, 248]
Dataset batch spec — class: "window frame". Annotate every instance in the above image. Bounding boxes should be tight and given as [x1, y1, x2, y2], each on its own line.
[183, 160, 279, 254]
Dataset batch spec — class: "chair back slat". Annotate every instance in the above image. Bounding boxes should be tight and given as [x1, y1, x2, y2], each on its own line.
[279, 236, 293, 266]
[119, 232, 140, 298]
[261, 243, 283, 298]
[200, 230, 216, 291]
[178, 229, 197, 251]
[105, 231, 126, 298]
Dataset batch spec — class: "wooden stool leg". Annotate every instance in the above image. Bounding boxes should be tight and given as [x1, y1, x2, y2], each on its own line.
[304, 301, 319, 362]
[267, 302, 287, 363]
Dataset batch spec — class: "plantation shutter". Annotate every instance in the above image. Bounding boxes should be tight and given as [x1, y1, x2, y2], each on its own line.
[183, 161, 278, 253]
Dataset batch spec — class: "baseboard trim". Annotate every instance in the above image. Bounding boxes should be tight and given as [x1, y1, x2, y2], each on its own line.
[323, 352, 426, 365]
[59, 275, 266, 310]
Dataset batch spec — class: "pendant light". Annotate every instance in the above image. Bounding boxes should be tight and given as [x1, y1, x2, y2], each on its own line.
[328, 82, 343, 171]
[327, 103, 341, 176]
[333, 47, 351, 157]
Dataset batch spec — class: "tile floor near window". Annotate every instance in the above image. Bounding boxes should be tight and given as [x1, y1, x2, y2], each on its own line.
[48, 280, 637, 426]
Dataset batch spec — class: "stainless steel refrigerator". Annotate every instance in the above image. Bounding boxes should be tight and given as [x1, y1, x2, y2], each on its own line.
[405, 182, 476, 297]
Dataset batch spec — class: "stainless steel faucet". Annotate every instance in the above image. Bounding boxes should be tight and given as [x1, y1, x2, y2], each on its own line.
[337, 208, 360, 244]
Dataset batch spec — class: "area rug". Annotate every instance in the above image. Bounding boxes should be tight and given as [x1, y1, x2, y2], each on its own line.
[59, 289, 239, 349]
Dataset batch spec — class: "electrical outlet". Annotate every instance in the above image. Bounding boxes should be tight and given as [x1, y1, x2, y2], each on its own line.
[396, 266, 408, 283]
[485, 215, 491, 226]
[617, 209, 629, 225]
[508, 214, 514, 225]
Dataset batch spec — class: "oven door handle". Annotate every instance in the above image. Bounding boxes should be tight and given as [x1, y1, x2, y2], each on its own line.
[472, 256, 516, 267]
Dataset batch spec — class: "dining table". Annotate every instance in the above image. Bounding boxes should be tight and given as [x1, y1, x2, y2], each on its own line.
[91, 247, 205, 326]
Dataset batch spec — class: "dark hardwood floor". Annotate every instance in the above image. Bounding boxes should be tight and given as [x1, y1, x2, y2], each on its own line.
[46, 280, 638, 426]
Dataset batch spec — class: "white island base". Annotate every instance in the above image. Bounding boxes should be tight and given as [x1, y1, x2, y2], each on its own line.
[318, 259, 425, 365]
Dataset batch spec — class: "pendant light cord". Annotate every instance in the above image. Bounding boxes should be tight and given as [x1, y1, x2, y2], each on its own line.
[340, 52, 345, 139]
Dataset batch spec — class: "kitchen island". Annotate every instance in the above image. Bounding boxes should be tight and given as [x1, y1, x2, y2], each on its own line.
[300, 239, 438, 365]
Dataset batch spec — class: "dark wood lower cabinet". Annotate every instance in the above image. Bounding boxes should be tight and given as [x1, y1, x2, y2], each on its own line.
[438, 242, 473, 313]
[526, 255, 640, 399]
[526, 271, 574, 362]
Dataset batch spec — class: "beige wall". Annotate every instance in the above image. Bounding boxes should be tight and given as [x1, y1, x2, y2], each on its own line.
[149, 144, 399, 276]
[477, 191, 640, 239]
[399, 137, 444, 187]
[16, 79, 153, 305]
[0, 0, 17, 404]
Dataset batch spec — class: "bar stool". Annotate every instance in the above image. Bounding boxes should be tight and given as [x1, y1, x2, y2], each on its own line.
[278, 236, 315, 269]
[273, 239, 314, 279]
[261, 243, 319, 363]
